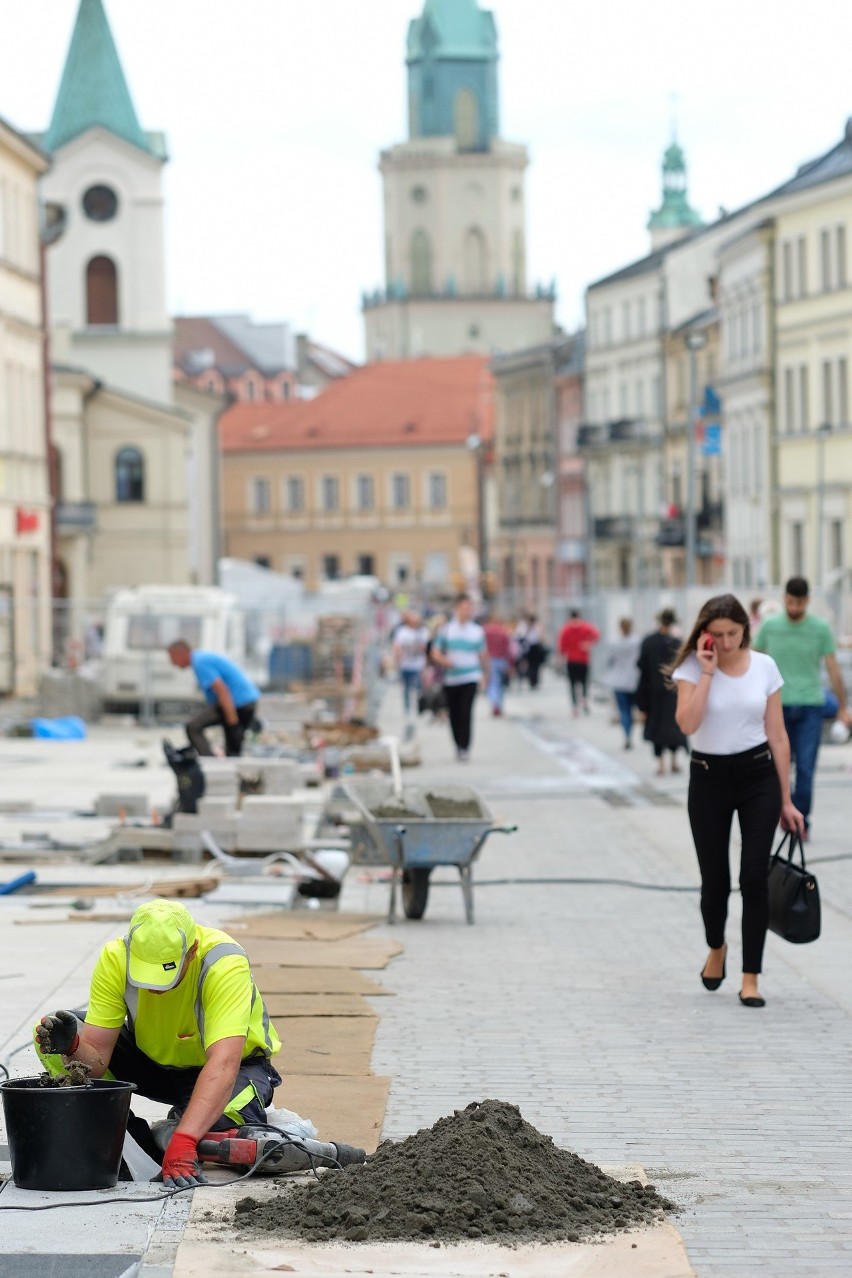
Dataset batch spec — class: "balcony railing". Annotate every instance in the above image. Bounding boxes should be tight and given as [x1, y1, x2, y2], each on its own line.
[56, 501, 97, 532]
[656, 516, 715, 556]
[594, 516, 634, 540]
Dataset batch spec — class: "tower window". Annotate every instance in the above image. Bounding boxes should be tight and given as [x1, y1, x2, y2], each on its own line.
[411, 186, 428, 204]
[410, 229, 433, 295]
[115, 447, 144, 503]
[82, 184, 118, 222]
[455, 89, 479, 151]
[463, 227, 486, 293]
[86, 255, 118, 325]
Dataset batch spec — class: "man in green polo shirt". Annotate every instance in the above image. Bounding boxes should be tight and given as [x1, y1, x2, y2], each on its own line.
[35, 899, 281, 1188]
[754, 577, 851, 836]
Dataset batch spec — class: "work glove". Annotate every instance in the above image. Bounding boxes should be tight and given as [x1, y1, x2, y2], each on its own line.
[223, 722, 244, 757]
[35, 1010, 79, 1056]
[159, 1131, 208, 1189]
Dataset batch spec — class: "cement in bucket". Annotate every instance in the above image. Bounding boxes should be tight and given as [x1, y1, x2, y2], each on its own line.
[0, 1077, 136, 1190]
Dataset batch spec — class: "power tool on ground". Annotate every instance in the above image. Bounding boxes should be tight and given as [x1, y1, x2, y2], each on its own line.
[152, 1119, 366, 1176]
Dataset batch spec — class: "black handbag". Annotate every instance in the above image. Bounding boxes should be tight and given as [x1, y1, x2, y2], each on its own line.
[767, 831, 821, 944]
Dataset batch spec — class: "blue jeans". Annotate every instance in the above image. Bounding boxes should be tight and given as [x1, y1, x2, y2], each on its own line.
[488, 658, 508, 710]
[614, 689, 635, 741]
[782, 703, 824, 825]
[400, 668, 422, 713]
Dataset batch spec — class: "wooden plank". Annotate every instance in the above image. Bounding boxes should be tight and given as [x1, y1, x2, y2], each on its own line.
[272, 1015, 377, 1077]
[261, 993, 375, 1017]
[274, 1073, 390, 1155]
[226, 913, 380, 942]
[251, 967, 392, 996]
[242, 937, 402, 969]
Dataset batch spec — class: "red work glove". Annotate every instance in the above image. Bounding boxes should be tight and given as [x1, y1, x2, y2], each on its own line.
[160, 1131, 208, 1189]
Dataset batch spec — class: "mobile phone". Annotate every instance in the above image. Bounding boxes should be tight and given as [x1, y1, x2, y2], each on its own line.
[700, 632, 715, 652]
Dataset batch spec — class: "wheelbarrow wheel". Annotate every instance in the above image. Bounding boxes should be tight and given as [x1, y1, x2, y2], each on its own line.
[402, 867, 431, 919]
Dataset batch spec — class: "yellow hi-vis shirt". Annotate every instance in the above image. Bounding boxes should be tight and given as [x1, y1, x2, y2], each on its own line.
[86, 925, 280, 1068]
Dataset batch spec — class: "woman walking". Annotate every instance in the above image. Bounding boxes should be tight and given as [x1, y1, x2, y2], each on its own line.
[635, 608, 687, 774]
[672, 594, 804, 1009]
[604, 617, 640, 748]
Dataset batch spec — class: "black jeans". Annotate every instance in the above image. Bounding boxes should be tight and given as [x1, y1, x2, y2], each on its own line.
[566, 661, 589, 706]
[186, 700, 257, 756]
[687, 743, 781, 974]
[444, 682, 478, 752]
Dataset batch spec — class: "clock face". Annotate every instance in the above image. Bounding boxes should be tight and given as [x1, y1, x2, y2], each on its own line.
[82, 184, 119, 222]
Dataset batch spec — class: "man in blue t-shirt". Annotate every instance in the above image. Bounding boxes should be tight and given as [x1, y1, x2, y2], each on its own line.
[168, 640, 260, 757]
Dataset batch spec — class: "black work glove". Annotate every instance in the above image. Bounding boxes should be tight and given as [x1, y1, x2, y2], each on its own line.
[36, 1010, 80, 1056]
[223, 722, 244, 756]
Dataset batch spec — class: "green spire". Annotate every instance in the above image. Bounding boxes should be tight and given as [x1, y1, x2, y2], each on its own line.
[648, 140, 703, 232]
[408, 0, 497, 60]
[44, 0, 154, 155]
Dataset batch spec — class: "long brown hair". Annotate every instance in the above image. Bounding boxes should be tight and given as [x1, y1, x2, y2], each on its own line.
[670, 594, 750, 672]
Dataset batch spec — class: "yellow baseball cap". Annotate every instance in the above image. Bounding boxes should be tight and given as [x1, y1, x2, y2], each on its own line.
[125, 899, 197, 991]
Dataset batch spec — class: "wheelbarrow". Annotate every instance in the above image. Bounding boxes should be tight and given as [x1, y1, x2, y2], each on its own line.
[317, 777, 516, 924]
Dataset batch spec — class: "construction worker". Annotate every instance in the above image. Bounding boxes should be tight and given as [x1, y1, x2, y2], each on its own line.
[167, 640, 260, 757]
[35, 899, 281, 1189]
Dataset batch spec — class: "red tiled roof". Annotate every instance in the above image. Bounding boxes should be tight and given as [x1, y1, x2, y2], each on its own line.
[219, 356, 493, 453]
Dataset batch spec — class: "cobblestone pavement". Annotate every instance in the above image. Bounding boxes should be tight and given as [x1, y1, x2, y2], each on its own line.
[344, 671, 852, 1277]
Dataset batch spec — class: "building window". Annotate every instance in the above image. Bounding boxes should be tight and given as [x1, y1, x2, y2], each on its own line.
[635, 379, 645, 417]
[830, 520, 844, 573]
[455, 88, 479, 150]
[391, 473, 410, 510]
[428, 472, 447, 509]
[463, 226, 486, 293]
[784, 368, 795, 434]
[797, 236, 807, 297]
[799, 365, 809, 431]
[411, 229, 432, 295]
[791, 521, 805, 576]
[838, 225, 847, 288]
[823, 360, 834, 425]
[637, 297, 647, 336]
[782, 241, 793, 301]
[512, 229, 524, 296]
[320, 475, 339, 512]
[86, 255, 118, 325]
[82, 184, 119, 223]
[115, 447, 144, 503]
[285, 475, 304, 511]
[250, 476, 271, 514]
[357, 554, 375, 576]
[821, 229, 831, 292]
[356, 474, 374, 511]
[322, 554, 340, 580]
[839, 357, 849, 426]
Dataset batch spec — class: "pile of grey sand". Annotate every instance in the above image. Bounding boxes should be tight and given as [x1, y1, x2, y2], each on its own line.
[233, 1099, 675, 1245]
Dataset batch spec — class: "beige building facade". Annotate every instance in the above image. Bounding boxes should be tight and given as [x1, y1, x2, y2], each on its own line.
[0, 116, 52, 694]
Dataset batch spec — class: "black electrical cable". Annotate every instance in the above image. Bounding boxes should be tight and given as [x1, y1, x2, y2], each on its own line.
[0, 1131, 344, 1212]
[0, 1062, 10, 1080]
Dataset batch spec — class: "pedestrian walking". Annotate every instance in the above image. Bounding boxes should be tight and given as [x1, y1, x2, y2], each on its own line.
[522, 615, 547, 689]
[557, 609, 600, 715]
[512, 616, 531, 685]
[392, 609, 430, 717]
[753, 576, 851, 838]
[482, 613, 512, 716]
[432, 594, 489, 760]
[603, 618, 640, 748]
[672, 593, 804, 1009]
[635, 608, 687, 774]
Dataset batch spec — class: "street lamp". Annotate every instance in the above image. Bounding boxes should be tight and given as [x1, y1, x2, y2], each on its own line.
[685, 331, 707, 591]
[466, 433, 487, 590]
[816, 421, 832, 590]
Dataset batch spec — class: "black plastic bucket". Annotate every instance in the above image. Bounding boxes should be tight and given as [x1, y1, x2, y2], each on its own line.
[0, 1077, 136, 1190]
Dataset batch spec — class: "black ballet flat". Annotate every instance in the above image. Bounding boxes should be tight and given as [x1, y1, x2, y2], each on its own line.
[739, 992, 766, 1008]
[700, 946, 727, 991]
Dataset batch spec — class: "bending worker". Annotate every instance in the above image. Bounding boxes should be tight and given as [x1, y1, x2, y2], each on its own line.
[35, 899, 282, 1189]
[167, 639, 260, 757]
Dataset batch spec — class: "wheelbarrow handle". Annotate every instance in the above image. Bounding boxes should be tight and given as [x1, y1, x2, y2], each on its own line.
[491, 823, 518, 835]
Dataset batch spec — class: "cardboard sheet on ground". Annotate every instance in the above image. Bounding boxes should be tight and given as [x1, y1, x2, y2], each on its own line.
[274, 1074, 390, 1153]
[174, 1193, 695, 1278]
[251, 967, 391, 996]
[227, 913, 381, 942]
[244, 938, 402, 969]
[261, 993, 375, 1017]
[273, 1015, 377, 1077]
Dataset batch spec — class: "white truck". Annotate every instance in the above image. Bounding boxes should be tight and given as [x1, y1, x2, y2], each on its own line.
[100, 585, 251, 715]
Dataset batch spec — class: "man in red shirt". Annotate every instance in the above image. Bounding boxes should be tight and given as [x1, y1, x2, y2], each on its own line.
[558, 610, 601, 716]
[482, 614, 512, 716]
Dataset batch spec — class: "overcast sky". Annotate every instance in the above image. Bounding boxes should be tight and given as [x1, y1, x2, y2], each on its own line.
[2, 0, 851, 362]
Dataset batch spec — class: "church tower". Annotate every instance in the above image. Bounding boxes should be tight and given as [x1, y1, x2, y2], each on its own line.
[38, 0, 172, 403]
[647, 140, 703, 251]
[363, 0, 555, 361]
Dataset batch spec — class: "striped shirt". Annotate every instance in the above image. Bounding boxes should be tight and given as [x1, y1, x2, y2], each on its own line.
[436, 619, 486, 686]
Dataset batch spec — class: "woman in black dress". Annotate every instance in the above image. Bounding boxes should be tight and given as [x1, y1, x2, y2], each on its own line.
[635, 608, 687, 775]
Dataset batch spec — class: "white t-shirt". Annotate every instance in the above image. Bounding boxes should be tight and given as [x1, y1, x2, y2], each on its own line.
[672, 651, 783, 754]
[394, 624, 429, 673]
